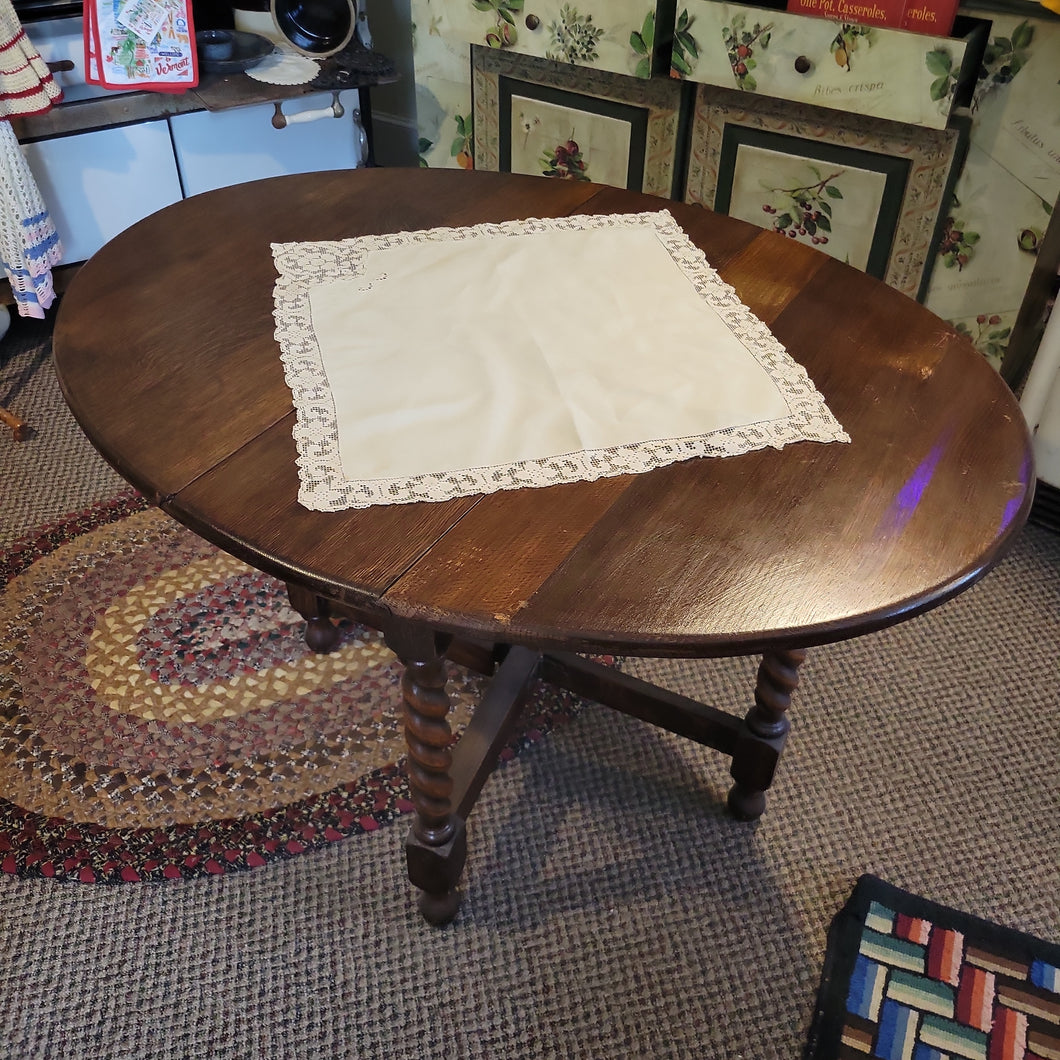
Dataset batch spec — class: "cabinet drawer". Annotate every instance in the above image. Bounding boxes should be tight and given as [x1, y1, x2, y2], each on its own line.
[670, 0, 987, 128]
[21, 121, 183, 266]
[168, 92, 365, 198]
[435, 0, 677, 78]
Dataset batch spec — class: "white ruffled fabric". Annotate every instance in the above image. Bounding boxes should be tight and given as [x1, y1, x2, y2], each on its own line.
[272, 209, 849, 511]
[0, 0, 62, 318]
[0, 0, 61, 121]
[0, 117, 61, 318]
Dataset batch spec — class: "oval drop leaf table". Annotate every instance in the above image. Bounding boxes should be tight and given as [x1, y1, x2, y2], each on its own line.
[52, 168, 1034, 925]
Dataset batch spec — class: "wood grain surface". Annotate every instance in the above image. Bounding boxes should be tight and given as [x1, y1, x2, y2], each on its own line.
[53, 167, 1034, 658]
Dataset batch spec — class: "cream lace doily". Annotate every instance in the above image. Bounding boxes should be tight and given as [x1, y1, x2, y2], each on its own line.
[272, 210, 849, 512]
[247, 47, 319, 85]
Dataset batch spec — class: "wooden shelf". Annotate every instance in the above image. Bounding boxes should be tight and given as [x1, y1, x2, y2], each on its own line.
[14, 41, 397, 139]
[4, 41, 400, 306]
[192, 41, 398, 112]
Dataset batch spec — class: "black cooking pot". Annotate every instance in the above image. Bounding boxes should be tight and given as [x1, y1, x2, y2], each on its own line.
[269, 0, 355, 56]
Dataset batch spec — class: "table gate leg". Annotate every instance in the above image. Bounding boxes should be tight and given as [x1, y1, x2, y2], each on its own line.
[728, 647, 807, 820]
[384, 623, 465, 925]
[285, 582, 343, 653]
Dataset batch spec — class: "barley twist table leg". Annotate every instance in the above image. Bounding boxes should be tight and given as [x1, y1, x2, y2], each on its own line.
[385, 623, 464, 925]
[728, 647, 807, 820]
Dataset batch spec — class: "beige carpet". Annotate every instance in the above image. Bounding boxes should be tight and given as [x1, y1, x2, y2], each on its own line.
[2, 308, 1059, 1059]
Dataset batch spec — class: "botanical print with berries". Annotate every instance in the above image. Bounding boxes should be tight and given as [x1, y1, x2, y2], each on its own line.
[539, 137, 591, 180]
[923, 142, 1049, 365]
[830, 24, 872, 72]
[727, 145, 887, 271]
[509, 96, 632, 188]
[674, 0, 976, 130]
[722, 11, 771, 91]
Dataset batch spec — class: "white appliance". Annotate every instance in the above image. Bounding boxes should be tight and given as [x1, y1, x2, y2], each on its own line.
[19, 16, 364, 265]
[168, 92, 363, 198]
[21, 121, 184, 265]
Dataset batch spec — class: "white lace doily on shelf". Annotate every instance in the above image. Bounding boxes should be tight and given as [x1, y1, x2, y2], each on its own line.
[247, 47, 319, 85]
[272, 209, 849, 512]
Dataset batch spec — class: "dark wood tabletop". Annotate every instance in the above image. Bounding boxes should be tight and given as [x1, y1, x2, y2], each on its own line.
[53, 166, 1034, 659]
[51, 168, 1035, 920]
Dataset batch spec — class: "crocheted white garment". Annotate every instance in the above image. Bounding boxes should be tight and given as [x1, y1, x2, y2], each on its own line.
[272, 209, 850, 511]
[0, 0, 62, 120]
[0, 0, 62, 316]
[0, 120, 61, 317]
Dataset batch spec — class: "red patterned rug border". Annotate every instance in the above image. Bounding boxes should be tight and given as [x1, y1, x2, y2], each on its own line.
[1, 490, 149, 584]
[0, 494, 587, 884]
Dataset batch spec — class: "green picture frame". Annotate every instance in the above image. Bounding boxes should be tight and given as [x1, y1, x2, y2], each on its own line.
[715, 125, 911, 281]
[498, 78, 649, 191]
[472, 45, 690, 198]
[684, 84, 964, 300]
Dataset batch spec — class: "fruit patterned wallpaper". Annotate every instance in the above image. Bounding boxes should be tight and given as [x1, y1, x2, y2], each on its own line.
[920, 9, 1058, 368]
[410, 0, 667, 170]
[409, 0, 1059, 367]
[669, 0, 980, 129]
[410, 0, 476, 170]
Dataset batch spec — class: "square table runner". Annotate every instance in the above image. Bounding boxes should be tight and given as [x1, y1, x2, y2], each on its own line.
[271, 209, 849, 512]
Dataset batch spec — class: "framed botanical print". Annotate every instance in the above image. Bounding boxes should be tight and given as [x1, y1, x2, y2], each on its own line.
[501, 81, 646, 190]
[715, 127, 910, 280]
[472, 45, 690, 198]
[685, 84, 965, 300]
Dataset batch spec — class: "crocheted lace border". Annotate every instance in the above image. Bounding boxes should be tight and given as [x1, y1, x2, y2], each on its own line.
[272, 210, 850, 511]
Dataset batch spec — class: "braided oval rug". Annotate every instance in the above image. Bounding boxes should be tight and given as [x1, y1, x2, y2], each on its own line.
[0, 493, 594, 883]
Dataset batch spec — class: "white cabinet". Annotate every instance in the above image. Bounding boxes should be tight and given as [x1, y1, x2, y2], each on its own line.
[20, 96, 366, 264]
[18, 15, 367, 265]
[168, 92, 365, 198]
[20, 121, 184, 265]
